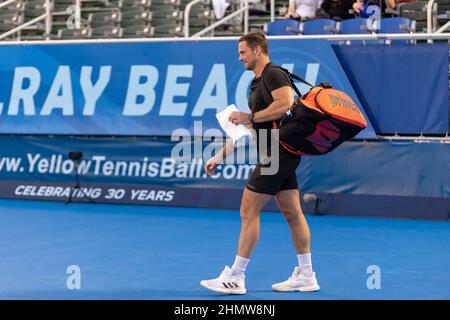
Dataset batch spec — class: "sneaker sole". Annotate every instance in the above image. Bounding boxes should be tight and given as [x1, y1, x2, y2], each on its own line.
[200, 281, 247, 295]
[272, 284, 320, 292]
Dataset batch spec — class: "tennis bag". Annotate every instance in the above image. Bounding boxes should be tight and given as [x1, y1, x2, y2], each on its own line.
[274, 68, 367, 156]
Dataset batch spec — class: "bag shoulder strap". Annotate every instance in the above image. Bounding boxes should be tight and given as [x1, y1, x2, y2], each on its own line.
[279, 67, 334, 97]
[262, 65, 314, 98]
[278, 67, 315, 97]
[260, 64, 324, 103]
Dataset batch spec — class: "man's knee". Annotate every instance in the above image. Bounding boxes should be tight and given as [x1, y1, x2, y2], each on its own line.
[240, 204, 261, 222]
[280, 207, 302, 224]
[240, 189, 272, 222]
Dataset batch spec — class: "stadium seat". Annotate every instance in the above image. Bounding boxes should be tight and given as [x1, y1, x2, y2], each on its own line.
[53, 0, 77, 13]
[80, 0, 119, 15]
[88, 10, 121, 27]
[0, 13, 23, 32]
[188, 7, 213, 19]
[152, 23, 183, 37]
[152, 0, 180, 6]
[148, 0, 180, 12]
[266, 19, 300, 35]
[90, 25, 123, 38]
[56, 27, 90, 39]
[179, 0, 201, 8]
[437, 0, 450, 14]
[398, 1, 431, 32]
[300, 19, 338, 35]
[376, 17, 415, 44]
[377, 17, 415, 33]
[186, 8, 212, 30]
[1, 0, 25, 14]
[338, 18, 373, 45]
[120, 9, 152, 25]
[436, 0, 450, 29]
[114, 0, 151, 9]
[151, 8, 183, 25]
[122, 24, 153, 38]
[23, 0, 47, 20]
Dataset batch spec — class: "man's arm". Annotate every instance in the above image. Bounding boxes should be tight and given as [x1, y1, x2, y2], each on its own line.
[215, 138, 235, 162]
[216, 123, 254, 160]
[285, 1, 297, 18]
[228, 86, 294, 125]
[205, 138, 233, 176]
[385, 0, 396, 9]
[205, 124, 254, 176]
[252, 86, 294, 123]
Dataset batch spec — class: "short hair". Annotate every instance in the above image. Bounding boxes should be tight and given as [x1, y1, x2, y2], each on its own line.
[239, 32, 269, 55]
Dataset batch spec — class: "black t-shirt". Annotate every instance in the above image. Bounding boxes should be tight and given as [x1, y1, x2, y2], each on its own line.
[248, 62, 292, 159]
[320, 0, 355, 20]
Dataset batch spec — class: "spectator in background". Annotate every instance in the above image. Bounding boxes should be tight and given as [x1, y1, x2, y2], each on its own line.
[285, 0, 324, 20]
[317, 0, 356, 20]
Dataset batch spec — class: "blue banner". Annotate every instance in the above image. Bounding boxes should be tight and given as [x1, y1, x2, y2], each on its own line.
[0, 136, 448, 220]
[0, 136, 448, 196]
[0, 39, 375, 138]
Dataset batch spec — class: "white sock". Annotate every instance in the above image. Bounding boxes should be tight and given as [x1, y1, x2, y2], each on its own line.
[297, 253, 313, 276]
[231, 255, 250, 276]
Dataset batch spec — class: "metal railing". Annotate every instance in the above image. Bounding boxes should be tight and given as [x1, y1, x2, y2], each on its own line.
[0, 0, 18, 9]
[0, 0, 52, 41]
[75, 0, 81, 29]
[427, 0, 436, 33]
[0, 32, 446, 45]
[267, 33, 450, 41]
[184, 0, 204, 37]
[270, 0, 275, 22]
[436, 20, 450, 33]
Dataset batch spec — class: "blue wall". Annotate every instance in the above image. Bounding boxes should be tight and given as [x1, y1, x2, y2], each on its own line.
[333, 43, 449, 135]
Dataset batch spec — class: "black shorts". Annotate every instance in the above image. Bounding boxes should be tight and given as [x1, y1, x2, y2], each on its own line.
[245, 148, 301, 196]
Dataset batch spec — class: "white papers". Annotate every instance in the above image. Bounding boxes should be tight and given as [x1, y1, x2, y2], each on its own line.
[216, 104, 253, 147]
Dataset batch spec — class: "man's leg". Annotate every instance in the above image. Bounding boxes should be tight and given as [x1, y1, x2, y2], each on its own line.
[200, 188, 273, 294]
[275, 189, 311, 255]
[237, 188, 273, 258]
[272, 188, 320, 292]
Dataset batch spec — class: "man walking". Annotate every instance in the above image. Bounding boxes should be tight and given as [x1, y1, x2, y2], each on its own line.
[201, 32, 320, 294]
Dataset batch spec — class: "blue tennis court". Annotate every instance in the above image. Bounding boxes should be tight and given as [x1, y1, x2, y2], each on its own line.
[0, 199, 448, 300]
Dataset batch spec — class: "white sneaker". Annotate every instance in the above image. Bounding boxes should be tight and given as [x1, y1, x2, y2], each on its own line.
[272, 266, 320, 292]
[200, 266, 247, 295]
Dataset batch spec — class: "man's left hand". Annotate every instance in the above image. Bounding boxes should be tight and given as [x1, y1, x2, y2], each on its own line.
[229, 111, 251, 125]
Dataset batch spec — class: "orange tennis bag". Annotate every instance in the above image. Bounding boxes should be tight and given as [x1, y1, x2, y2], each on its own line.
[275, 68, 368, 156]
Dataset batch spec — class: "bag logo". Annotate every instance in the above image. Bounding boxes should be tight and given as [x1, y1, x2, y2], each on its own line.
[327, 93, 360, 113]
[305, 120, 340, 153]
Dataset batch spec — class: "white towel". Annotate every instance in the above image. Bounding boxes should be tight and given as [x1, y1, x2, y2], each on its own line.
[212, 0, 230, 19]
[216, 104, 253, 148]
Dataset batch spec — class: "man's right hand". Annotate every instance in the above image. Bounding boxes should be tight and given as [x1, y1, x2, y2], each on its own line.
[205, 157, 219, 176]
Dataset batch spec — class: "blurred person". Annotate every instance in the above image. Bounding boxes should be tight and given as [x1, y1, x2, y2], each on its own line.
[317, 0, 356, 20]
[352, 0, 396, 17]
[285, 0, 324, 20]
